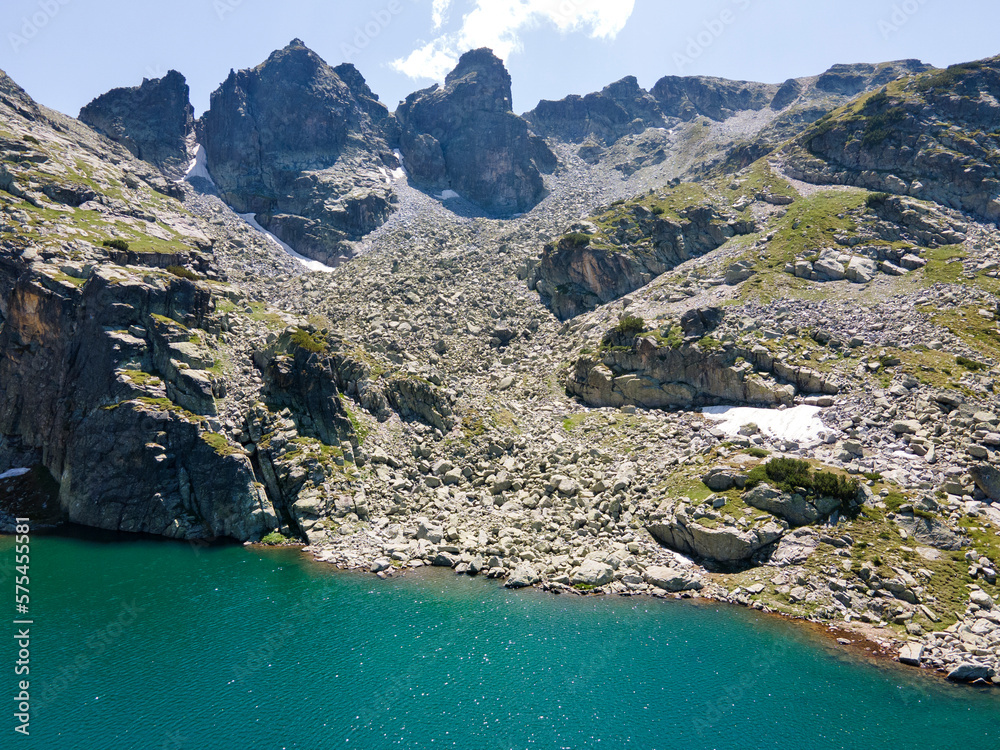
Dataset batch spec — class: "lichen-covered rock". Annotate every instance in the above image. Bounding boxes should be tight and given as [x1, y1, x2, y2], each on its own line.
[566, 329, 842, 410]
[646, 501, 784, 563]
[743, 482, 841, 527]
[894, 510, 964, 550]
[643, 565, 703, 591]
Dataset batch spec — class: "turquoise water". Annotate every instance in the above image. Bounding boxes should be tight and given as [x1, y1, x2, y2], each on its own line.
[2, 533, 997, 749]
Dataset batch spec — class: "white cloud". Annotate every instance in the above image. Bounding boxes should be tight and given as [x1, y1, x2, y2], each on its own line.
[393, 0, 634, 81]
[431, 0, 452, 29]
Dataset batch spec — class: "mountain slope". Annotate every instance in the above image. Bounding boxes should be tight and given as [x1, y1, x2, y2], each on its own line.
[785, 57, 1000, 223]
[1, 48, 999, 684]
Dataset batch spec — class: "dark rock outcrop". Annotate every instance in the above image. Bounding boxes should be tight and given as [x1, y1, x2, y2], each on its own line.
[651, 75, 777, 121]
[200, 39, 399, 265]
[971, 464, 1000, 502]
[0, 262, 278, 541]
[79, 70, 194, 179]
[395, 48, 555, 214]
[524, 75, 668, 146]
[815, 60, 930, 96]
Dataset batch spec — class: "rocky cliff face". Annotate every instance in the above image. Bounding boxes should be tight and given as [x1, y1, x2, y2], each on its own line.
[78, 70, 194, 179]
[566, 315, 839, 410]
[0, 95, 275, 538]
[530, 195, 755, 319]
[785, 57, 1000, 223]
[199, 39, 399, 265]
[523, 75, 668, 146]
[396, 48, 555, 214]
[0, 67, 434, 543]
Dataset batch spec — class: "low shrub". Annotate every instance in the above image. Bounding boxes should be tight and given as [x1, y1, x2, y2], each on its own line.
[102, 238, 130, 251]
[563, 231, 592, 247]
[865, 192, 890, 208]
[956, 355, 987, 371]
[745, 457, 859, 504]
[290, 327, 328, 354]
[166, 265, 199, 280]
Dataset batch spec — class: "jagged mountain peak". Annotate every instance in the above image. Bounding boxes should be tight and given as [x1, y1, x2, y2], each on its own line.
[395, 48, 554, 214]
[78, 69, 194, 179]
[198, 41, 397, 265]
[446, 47, 510, 87]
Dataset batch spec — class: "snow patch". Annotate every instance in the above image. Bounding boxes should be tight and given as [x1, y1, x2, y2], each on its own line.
[436, 189, 460, 200]
[0, 468, 30, 480]
[389, 150, 407, 180]
[701, 404, 826, 447]
[182, 143, 215, 185]
[236, 213, 335, 273]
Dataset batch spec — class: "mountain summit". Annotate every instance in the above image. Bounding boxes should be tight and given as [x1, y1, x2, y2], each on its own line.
[395, 48, 556, 214]
[199, 39, 399, 265]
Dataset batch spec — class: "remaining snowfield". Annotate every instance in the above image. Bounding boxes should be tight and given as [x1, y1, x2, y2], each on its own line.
[701, 404, 826, 446]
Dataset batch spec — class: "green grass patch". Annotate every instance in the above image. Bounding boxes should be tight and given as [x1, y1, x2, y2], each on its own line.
[260, 531, 292, 545]
[290, 327, 329, 354]
[919, 245, 967, 285]
[120, 369, 161, 388]
[340, 397, 369, 444]
[201, 431, 240, 457]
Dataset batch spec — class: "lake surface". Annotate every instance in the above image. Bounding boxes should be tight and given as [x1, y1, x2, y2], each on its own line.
[2, 532, 997, 749]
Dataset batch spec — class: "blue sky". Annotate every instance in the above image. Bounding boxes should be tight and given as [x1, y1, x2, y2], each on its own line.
[2, 0, 999, 117]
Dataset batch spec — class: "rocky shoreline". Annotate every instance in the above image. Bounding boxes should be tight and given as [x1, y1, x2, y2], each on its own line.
[270, 537, 993, 687]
